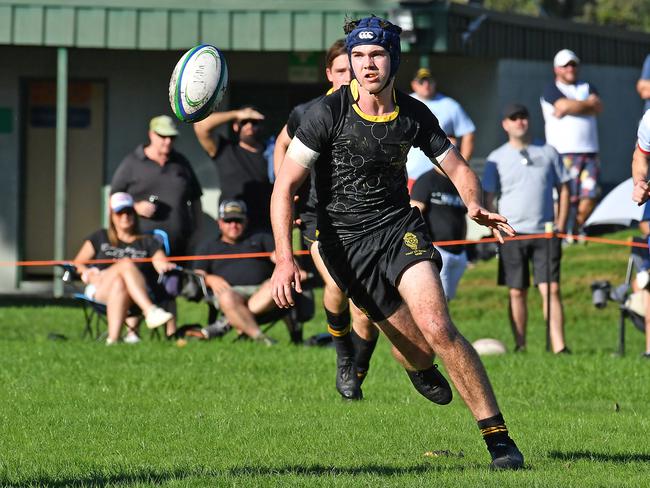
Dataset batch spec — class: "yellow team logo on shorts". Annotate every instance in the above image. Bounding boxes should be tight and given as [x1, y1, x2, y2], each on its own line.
[403, 232, 427, 256]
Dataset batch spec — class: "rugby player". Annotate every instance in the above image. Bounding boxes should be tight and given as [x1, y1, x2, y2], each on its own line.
[270, 15, 524, 469]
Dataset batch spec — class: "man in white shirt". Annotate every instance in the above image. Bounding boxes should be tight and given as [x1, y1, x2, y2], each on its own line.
[406, 68, 476, 190]
[540, 49, 603, 241]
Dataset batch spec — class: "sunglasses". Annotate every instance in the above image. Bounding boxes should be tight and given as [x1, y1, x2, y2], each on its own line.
[223, 218, 244, 224]
[115, 208, 134, 216]
[239, 119, 260, 126]
[560, 62, 578, 68]
[508, 114, 528, 121]
[519, 149, 534, 166]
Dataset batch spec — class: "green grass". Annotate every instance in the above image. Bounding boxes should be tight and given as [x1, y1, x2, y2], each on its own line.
[1, 231, 649, 487]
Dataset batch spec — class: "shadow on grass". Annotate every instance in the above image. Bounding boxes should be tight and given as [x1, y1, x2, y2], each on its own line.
[550, 450, 650, 463]
[0, 296, 79, 308]
[1, 463, 475, 487]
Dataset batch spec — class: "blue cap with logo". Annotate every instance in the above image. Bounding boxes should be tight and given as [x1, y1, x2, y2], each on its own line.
[344, 15, 402, 79]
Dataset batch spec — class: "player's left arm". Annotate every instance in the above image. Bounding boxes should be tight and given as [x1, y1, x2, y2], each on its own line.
[440, 148, 515, 243]
[632, 146, 650, 204]
[273, 125, 291, 177]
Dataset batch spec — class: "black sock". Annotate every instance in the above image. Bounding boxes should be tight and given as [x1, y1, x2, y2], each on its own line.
[351, 330, 378, 379]
[477, 413, 513, 450]
[326, 308, 354, 360]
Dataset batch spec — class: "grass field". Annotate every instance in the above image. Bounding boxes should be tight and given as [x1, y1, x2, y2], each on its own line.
[1, 231, 649, 487]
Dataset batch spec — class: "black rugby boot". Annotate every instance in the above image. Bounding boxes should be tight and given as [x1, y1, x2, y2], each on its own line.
[406, 364, 452, 405]
[336, 356, 363, 401]
[489, 439, 525, 470]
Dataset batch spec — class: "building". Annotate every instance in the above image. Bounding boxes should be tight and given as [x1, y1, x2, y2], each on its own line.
[0, 0, 648, 292]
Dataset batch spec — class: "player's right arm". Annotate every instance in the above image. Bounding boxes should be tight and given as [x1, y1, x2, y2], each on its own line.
[270, 140, 312, 308]
[633, 112, 650, 204]
[273, 125, 292, 177]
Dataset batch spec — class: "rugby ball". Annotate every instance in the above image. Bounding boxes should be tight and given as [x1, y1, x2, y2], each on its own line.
[169, 44, 228, 123]
[472, 338, 507, 356]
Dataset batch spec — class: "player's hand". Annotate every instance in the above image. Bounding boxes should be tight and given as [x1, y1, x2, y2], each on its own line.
[632, 180, 650, 204]
[468, 203, 515, 244]
[271, 259, 302, 308]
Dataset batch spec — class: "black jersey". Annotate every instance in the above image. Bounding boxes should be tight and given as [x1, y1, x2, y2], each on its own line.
[286, 94, 326, 215]
[294, 80, 450, 244]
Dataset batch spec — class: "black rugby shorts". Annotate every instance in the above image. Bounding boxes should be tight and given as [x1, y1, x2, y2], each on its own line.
[318, 208, 442, 321]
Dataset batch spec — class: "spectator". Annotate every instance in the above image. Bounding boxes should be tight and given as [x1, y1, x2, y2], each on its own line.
[73, 192, 175, 345]
[193, 200, 290, 346]
[540, 49, 603, 242]
[630, 109, 650, 357]
[406, 67, 476, 189]
[410, 168, 468, 300]
[636, 54, 650, 114]
[111, 115, 203, 256]
[193, 106, 273, 232]
[483, 103, 571, 354]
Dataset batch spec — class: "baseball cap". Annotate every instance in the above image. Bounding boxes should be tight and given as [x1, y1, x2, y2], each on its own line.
[413, 67, 433, 81]
[553, 49, 580, 68]
[218, 199, 247, 221]
[149, 115, 179, 137]
[110, 192, 134, 213]
[502, 103, 529, 120]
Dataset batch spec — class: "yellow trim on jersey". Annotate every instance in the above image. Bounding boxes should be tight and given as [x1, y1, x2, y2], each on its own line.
[349, 79, 399, 123]
[326, 87, 335, 95]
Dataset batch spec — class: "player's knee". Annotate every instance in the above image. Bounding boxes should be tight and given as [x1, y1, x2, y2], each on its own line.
[425, 318, 459, 348]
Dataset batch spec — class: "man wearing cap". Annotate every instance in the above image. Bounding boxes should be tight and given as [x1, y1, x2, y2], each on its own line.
[406, 67, 476, 189]
[271, 15, 524, 469]
[192, 199, 290, 346]
[111, 115, 203, 257]
[194, 107, 273, 232]
[483, 103, 571, 354]
[541, 49, 603, 242]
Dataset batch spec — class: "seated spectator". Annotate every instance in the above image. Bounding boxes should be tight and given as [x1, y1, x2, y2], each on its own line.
[193, 200, 301, 345]
[73, 192, 176, 345]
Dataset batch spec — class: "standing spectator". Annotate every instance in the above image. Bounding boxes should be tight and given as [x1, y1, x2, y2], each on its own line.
[193, 200, 293, 346]
[483, 103, 571, 354]
[540, 49, 603, 242]
[636, 54, 650, 114]
[193, 107, 273, 232]
[406, 67, 476, 189]
[111, 115, 203, 257]
[630, 109, 650, 357]
[410, 168, 467, 300]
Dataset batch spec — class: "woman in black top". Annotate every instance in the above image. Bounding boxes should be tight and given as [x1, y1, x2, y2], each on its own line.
[73, 192, 175, 344]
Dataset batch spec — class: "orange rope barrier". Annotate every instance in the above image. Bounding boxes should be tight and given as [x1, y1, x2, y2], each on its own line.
[0, 233, 645, 268]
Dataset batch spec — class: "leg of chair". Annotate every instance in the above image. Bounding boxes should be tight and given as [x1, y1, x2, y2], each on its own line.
[619, 308, 626, 356]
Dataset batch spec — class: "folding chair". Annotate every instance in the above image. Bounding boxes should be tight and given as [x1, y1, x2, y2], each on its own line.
[61, 229, 173, 340]
[173, 270, 315, 344]
[616, 236, 649, 355]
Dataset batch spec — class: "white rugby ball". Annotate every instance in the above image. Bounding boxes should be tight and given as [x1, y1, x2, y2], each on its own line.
[169, 44, 228, 123]
[472, 338, 507, 356]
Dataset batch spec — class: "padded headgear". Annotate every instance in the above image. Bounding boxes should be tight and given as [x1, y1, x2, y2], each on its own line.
[345, 16, 402, 80]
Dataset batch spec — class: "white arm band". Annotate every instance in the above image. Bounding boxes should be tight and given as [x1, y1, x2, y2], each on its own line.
[434, 145, 453, 165]
[286, 137, 320, 169]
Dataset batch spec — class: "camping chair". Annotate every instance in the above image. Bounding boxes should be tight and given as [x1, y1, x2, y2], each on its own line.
[170, 269, 315, 344]
[61, 229, 173, 340]
[592, 236, 648, 355]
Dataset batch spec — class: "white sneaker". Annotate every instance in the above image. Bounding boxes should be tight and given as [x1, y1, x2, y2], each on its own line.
[106, 337, 118, 346]
[123, 333, 141, 344]
[145, 306, 173, 329]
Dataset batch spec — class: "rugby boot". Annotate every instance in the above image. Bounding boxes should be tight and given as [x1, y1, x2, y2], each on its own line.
[336, 357, 363, 400]
[488, 439, 525, 470]
[405, 364, 452, 405]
